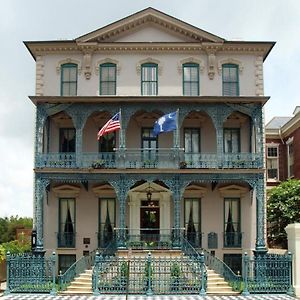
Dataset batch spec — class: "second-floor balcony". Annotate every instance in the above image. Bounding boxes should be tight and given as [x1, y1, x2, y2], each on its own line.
[36, 149, 262, 170]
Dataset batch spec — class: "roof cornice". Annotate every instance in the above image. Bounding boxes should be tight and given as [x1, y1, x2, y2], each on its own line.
[24, 40, 274, 60]
[28, 95, 270, 106]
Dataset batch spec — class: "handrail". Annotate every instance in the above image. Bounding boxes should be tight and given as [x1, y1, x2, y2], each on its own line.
[202, 248, 241, 291]
[59, 249, 96, 291]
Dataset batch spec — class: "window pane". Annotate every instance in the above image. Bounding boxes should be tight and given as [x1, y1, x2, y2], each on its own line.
[61, 64, 77, 96]
[268, 147, 278, 157]
[222, 64, 239, 96]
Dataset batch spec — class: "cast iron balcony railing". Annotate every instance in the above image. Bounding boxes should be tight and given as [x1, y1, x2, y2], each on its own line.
[36, 150, 262, 169]
[223, 232, 242, 248]
[57, 232, 76, 248]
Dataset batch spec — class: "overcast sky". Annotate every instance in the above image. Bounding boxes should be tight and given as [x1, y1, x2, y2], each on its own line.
[0, 0, 299, 218]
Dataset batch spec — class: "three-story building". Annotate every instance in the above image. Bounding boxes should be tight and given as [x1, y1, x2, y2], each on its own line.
[25, 7, 274, 274]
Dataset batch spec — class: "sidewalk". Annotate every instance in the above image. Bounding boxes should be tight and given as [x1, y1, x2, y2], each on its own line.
[0, 294, 297, 300]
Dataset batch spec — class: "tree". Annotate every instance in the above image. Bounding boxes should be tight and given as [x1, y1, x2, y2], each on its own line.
[0, 216, 33, 244]
[267, 179, 300, 248]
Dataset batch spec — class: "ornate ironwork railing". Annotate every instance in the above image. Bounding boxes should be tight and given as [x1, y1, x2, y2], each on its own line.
[5, 252, 57, 295]
[59, 250, 96, 291]
[35, 150, 262, 169]
[223, 232, 243, 248]
[202, 248, 242, 292]
[93, 251, 206, 295]
[57, 232, 76, 248]
[242, 252, 294, 295]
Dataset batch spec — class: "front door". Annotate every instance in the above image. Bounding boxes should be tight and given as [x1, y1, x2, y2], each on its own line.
[140, 200, 159, 240]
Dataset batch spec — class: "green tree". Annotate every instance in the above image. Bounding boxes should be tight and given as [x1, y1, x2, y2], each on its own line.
[0, 216, 33, 244]
[267, 179, 300, 248]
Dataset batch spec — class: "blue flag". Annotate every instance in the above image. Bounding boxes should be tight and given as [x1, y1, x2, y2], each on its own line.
[153, 111, 177, 136]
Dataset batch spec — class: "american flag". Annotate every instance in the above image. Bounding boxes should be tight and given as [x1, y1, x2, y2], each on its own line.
[97, 112, 121, 140]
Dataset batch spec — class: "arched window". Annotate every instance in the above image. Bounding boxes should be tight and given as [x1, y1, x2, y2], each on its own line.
[99, 63, 116, 95]
[61, 63, 78, 96]
[141, 63, 158, 95]
[222, 63, 239, 96]
[183, 63, 199, 96]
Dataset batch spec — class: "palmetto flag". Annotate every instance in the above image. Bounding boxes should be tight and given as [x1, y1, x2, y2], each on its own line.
[153, 111, 177, 136]
[97, 112, 121, 140]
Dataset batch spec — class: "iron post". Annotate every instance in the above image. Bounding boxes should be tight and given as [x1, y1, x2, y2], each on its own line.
[242, 252, 250, 296]
[4, 251, 10, 295]
[50, 252, 57, 295]
[199, 252, 206, 296]
[93, 251, 100, 295]
[146, 252, 153, 296]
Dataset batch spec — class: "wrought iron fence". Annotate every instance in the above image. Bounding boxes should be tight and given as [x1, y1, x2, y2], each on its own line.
[5, 252, 57, 295]
[36, 150, 262, 169]
[93, 251, 206, 295]
[242, 252, 294, 295]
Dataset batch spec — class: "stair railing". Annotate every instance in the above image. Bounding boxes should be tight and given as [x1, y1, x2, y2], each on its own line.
[202, 248, 242, 291]
[181, 236, 207, 295]
[58, 250, 96, 291]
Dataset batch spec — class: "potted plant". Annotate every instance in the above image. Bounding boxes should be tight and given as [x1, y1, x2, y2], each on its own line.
[91, 159, 106, 169]
[179, 161, 187, 169]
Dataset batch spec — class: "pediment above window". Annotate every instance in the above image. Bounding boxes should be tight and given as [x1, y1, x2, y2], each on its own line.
[218, 184, 248, 197]
[184, 185, 208, 197]
[136, 57, 162, 75]
[177, 57, 205, 74]
[217, 58, 243, 75]
[92, 184, 115, 196]
[56, 58, 82, 74]
[53, 184, 81, 197]
[95, 58, 121, 75]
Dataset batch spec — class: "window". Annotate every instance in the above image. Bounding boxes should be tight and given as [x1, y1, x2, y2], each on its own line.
[61, 63, 77, 96]
[58, 198, 76, 248]
[99, 198, 116, 248]
[141, 63, 158, 95]
[59, 128, 76, 152]
[223, 254, 242, 275]
[99, 132, 116, 152]
[184, 128, 200, 165]
[222, 64, 239, 96]
[141, 128, 158, 166]
[224, 128, 240, 153]
[100, 63, 116, 95]
[183, 63, 199, 96]
[267, 146, 279, 180]
[224, 198, 241, 248]
[184, 198, 201, 247]
[288, 142, 294, 177]
[58, 254, 76, 274]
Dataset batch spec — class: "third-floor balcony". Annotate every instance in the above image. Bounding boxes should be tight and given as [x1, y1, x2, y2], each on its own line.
[35, 149, 262, 170]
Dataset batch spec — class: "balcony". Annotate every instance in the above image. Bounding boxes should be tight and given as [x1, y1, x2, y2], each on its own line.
[57, 232, 76, 248]
[36, 150, 262, 170]
[223, 232, 242, 248]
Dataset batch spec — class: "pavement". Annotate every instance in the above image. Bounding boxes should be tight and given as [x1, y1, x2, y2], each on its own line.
[0, 294, 297, 300]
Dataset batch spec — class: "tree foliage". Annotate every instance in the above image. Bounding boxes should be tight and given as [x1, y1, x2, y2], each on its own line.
[0, 216, 33, 244]
[267, 179, 300, 248]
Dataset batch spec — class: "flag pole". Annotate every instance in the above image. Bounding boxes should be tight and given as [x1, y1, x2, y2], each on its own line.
[119, 108, 124, 148]
[175, 108, 179, 148]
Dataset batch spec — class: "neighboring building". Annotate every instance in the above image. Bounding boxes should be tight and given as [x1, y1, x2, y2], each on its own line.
[265, 106, 300, 188]
[25, 8, 274, 274]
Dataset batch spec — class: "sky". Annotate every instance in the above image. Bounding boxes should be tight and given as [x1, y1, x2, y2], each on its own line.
[0, 0, 299, 218]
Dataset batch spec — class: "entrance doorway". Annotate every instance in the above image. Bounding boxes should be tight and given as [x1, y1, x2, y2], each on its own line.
[140, 200, 159, 240]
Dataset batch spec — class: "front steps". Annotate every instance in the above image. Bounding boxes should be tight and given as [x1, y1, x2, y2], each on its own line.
[61, 250, 239, 295]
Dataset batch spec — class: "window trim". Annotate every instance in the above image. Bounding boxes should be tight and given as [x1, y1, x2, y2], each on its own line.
[60, 63, 78, 96]
[141, 63, 158, 96]
[182, 63, 199, 96]
[223, 128, 241, 153]
[58, 197, 76, 248]
[99, 63, 117, 95]
[266, 144, 279, 181]
[223, 197, 241, 248]
[222, 63, 239, 96]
